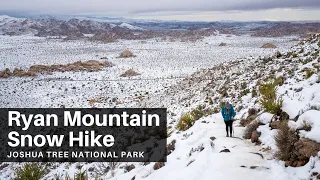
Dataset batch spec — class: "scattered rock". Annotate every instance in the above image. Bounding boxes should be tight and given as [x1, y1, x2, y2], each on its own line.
[240, 115, 257, 127]
[285, 161, 293, 167]
[187, 159, 195, 167]
[131, 176, 135, 180]
[251, 131, 260, 143]
[219, 42, 227, 46]
[88, 167, 94, 172]
[278, 110, 290, 121]
[270, 121, 281, 129]
[120, 69, 140, 77]
[294, 138, 320, 160]
[125, 164, 135, 172]
[294, 87, 303, 92]
[250, 152, 264, 159]
[261, 43, 277, 48]
[153, 162, 165, 170]
[167, 140, 176, 155]
[275, 51, 282, 58]
[210, 136, 216, 141]
[248, 108, 258, 116]
[219, 149, 230, 153]
[1, 60, 113, 78]
[0, 163, 9, 170]
[118, 49, 136, 58]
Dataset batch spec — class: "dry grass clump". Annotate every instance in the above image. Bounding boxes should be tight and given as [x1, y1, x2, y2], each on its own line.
[274, 120, 299, 161]
[243, 121, 260, 139]
[261, 43, 277, 48]
[118, 49, 136, 58]
[120, 69, 141, 77]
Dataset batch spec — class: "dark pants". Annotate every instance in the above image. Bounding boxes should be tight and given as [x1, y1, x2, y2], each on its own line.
[224, 120, 233, 136]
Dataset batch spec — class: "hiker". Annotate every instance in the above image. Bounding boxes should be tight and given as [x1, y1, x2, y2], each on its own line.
[221, 102, 236, 137]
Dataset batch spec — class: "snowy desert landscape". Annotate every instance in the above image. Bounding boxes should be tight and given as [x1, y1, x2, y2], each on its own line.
[0, 14, 320, 180]
[0, 34, 294, 108]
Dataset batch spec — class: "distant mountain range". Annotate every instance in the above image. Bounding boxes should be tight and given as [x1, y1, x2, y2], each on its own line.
[1, 14, 320, 41]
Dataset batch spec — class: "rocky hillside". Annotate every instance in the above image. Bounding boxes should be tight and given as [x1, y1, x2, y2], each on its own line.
[136, 34, 320, 179]
[251, 22, 320, 37]
[0, 15, 141, 38]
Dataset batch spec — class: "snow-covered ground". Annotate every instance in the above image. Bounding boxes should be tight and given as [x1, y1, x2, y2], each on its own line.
[0, 33, 319, 180]
[0, 34, 295, 108]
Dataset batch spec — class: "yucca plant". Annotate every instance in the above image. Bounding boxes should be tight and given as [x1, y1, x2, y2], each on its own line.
[259, 81, 283, 114]
[190, 106, 205, 121]
[74, 169, 88, 180]
[14, 163, 46, 180]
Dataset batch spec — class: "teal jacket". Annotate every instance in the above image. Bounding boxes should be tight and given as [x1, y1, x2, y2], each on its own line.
[221, 105, 236, 121]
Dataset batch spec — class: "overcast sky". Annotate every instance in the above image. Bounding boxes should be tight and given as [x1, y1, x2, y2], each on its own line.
[1, 0, 320, 21]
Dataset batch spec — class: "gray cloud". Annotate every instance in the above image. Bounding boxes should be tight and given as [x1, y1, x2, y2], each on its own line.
[132, 0, 320, 14]
[0, 0, 320, 20]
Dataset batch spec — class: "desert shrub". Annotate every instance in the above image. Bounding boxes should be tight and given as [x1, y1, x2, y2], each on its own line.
[275, 76, 285, 86]
[300, 58, 313, 65]
[176, 113, 194, 131]
[259, 81, 283, 114]
[286, 52, 293, 58]
[260, 98, 283, 114]
[190, 105, 205, 120]
[240, 89, 250, 97]
[252, 89, 257, 97]
[95, 162, 119, 175]
[275, 51, 282, 58]
[298, 48, 304, 54]
[176, 106, 207, 131]
[275, 120, 299, 161]
[208, 97, 213, 105]
[219, 88, 228, 97]
[243, 121, 260, 139]
[212, 107, 220, 113]
[240, 82, 247, 89]
[304, 68, 315, 79]
[14, 163, 46, 180]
